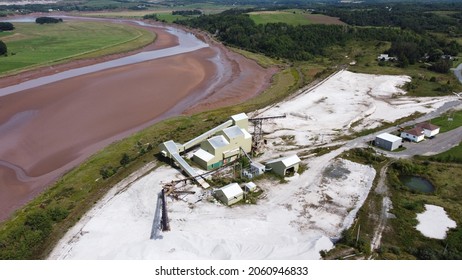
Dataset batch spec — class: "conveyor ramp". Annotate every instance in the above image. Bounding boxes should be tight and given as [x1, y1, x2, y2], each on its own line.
[171, 153, 210, 189]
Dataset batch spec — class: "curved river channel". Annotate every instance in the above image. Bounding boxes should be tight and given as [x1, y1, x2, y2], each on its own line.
[0, 17, 208, 97]
[0, 16, 231, 221]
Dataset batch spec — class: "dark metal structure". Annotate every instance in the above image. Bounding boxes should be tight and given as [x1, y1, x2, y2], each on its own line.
[249, 114, 286, 147]
[160, 189, 170, 231]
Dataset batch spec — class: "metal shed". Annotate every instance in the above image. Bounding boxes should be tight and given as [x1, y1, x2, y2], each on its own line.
[243, 182, 257, 193]
[214, 183, 244, 206]
[266, 155, 301, 177]
[375, 133, 402, 151]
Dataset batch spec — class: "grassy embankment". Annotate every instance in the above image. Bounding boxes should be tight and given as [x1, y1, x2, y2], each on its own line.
[430, 109, 462, 132]
[0, 40, 309, 259]
[0, 21, 154, 76]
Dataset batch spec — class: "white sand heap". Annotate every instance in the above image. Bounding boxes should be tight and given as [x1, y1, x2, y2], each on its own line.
[416, 204, 456, 239]
[49, 157, 375, 259]
[257, 70, 458, 149]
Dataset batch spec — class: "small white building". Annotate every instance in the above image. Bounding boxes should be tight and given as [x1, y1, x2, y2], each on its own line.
[214, 183, 244, 206]
[266, 155, 301, 177]
[250, 162, 265, 176]
[401, 127, 425, 142]
[243, 182, 257, 193]
[375, 133, 402, 151]
[416, 122, 440, 138]
[377, 54, 396, 61]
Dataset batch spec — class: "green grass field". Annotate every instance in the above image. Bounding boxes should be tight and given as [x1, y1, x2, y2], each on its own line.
[382, 160, 462, 259]
[248, 9, 345, 26]
[82, 11, 192, 23]
[248, 10, 312, 25]
[426, 141, 462, 163]
[0, 21, 154, 75]
[429, 110, 462, 132]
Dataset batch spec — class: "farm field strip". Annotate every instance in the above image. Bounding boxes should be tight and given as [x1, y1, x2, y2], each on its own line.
[0, 21, 154, 75]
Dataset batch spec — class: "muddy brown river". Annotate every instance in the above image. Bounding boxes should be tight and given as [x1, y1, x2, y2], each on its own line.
[0, 16, 273, 221]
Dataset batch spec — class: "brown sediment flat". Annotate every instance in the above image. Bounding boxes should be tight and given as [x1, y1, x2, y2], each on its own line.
[0, 20, 275, 222]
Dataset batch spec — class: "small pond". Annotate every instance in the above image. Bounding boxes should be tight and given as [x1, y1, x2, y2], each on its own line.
[399, 175, 435, 193]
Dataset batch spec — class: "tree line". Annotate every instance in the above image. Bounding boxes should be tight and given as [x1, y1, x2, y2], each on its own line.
[176, 11, 461, 67]
[0, 22, 13, 56]
[318, 2, 462, 36]
[0, 40, 6, 56]
[172, 9, 202, 16]
[35, 17, 63, 24]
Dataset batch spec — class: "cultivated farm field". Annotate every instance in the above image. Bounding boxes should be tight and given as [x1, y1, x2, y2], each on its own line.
[248, 10, 345, 26]
[0, 21, 154, 75]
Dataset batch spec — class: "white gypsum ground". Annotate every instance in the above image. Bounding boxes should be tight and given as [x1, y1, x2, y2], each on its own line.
[49, 70, 458, 259]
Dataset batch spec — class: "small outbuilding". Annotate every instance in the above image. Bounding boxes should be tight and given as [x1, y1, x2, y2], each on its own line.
[266, 154, 301, 177]
[215, 183, 244, 206]
[401, 127, 425, 142]
[250, 162, 266, 176]
[375, 133, 402, 151]
[243, 182, 257, 193]
[416, 122, 440, 138]
[377, 54, 396, 61]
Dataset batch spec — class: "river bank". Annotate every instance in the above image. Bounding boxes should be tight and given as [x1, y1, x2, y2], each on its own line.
[0, 16, 274, 221]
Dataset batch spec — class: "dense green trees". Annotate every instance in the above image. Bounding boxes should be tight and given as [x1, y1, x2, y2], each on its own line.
[0, 22, 14, 31]
[0, 40, 6, 56]
[35, 17, 63, 24]
[172, 9, 202, 16]
[321, 3, 462, 36]
[177, 11, 460, 63]
[143, 13, 158, 20]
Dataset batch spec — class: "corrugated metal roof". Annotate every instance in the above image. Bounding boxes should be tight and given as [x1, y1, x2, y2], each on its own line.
[208, 135, 229, 149]
[193, 149, 214, 162]
[222, 125, 244, 139]
[219, 183, 243, 199]
[266, 154, 301, 168]
[376, 133, 401, 143]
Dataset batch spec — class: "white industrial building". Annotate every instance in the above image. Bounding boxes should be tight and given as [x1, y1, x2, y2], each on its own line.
[158, 113, 253, 188]
[192, 118, 252, 170]
[214, 183, 244, 206]
[375, 133, 402, 151]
